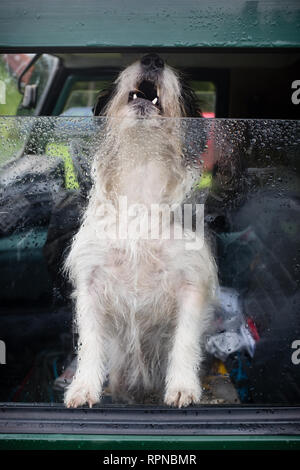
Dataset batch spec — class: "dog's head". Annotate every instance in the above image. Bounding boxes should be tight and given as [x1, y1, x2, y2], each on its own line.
[93, 54, 201, 119]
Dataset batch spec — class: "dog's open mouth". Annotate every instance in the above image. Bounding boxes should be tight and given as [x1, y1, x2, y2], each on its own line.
[128, 80, 161, 112]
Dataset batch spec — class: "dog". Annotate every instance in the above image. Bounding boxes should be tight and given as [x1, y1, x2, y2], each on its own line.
[64, 54, 218, 408]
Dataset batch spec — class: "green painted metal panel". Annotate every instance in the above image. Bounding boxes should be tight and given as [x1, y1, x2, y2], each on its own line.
[1, 434, 300, 450]
[0, 0, 299, 50]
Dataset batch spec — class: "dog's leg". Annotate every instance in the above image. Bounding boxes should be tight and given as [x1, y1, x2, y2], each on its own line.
[164, 284, 208, 408]
[64, 280, 107, 408]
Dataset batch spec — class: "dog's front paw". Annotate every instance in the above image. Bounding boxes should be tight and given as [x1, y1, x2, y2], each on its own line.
[64, 378, 101, 409]
[164, 382, 202, 408]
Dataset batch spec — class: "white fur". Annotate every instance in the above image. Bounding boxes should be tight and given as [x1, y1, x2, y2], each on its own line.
[64, 58, 218, 408]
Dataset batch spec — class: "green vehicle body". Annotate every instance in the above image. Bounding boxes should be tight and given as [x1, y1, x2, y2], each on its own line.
[0, 0, 299, 51]
[0, 0, 299, 451]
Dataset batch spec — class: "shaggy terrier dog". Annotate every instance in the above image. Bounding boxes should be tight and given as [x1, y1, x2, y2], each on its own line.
[64, 54, 218, 408]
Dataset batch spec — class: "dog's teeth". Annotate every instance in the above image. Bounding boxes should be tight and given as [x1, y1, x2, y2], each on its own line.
[152, 97, 158, 105]
[133, 93, 137, 100]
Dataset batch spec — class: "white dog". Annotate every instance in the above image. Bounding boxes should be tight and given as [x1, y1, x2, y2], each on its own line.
[64, 54, 218, 408]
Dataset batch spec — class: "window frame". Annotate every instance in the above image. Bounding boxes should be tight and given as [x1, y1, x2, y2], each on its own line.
[0, 403, 300, 440]
[0, 52, 299, 449]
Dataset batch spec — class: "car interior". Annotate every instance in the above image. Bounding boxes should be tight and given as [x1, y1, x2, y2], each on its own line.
[0, 50, 299, 408]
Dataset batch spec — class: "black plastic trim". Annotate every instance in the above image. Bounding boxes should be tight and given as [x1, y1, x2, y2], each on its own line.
[0, 404, 300, 435]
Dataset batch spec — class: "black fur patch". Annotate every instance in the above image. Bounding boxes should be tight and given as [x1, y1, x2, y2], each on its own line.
[92, 83, 116, 116]
[180, 80, 202, 117]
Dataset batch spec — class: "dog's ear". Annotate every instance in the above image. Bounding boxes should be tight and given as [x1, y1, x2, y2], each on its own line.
[93, 85, 115, 116]
[180, 80, 208, 159]
[180, 81, 202, 118]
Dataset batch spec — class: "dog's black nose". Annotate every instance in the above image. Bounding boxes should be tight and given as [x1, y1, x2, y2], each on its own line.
[141, 54, 164, 71]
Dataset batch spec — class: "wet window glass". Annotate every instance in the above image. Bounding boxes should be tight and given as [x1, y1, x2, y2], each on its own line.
[0, 116, 299, 406]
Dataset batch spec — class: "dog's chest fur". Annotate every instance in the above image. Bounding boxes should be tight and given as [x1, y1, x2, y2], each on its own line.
[119, 160, 169, 206]
[100, 241, 180, 317]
